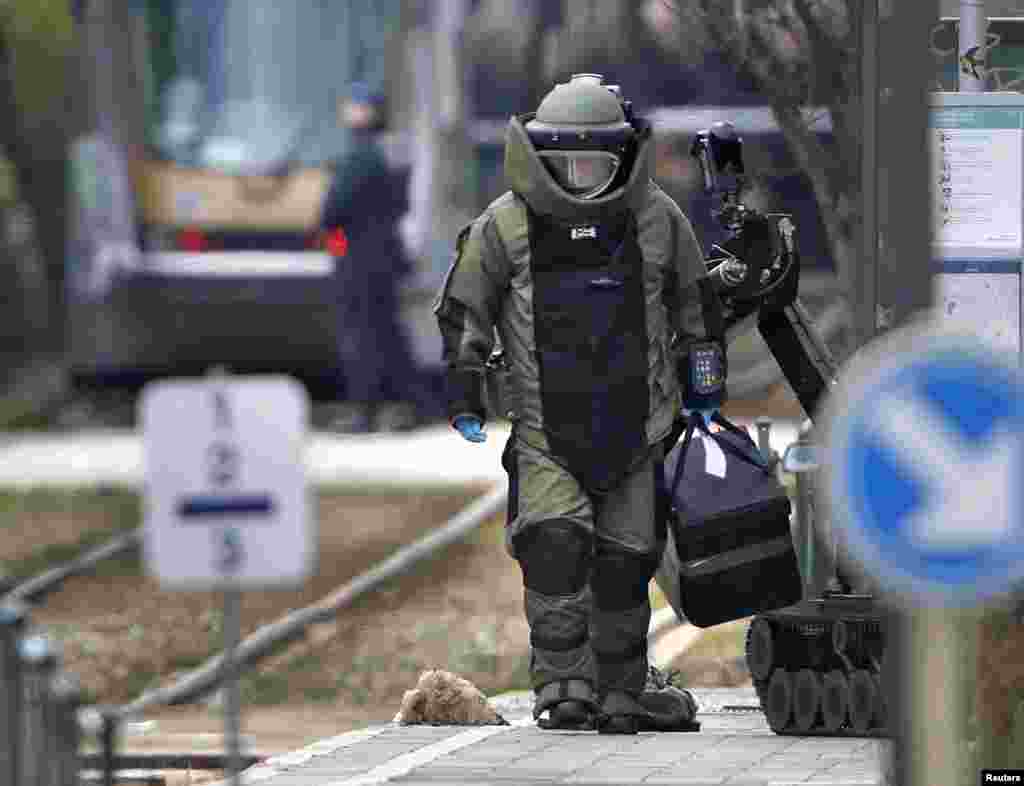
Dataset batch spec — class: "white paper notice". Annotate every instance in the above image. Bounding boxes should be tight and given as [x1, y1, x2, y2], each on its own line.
[932, 127, 1022, 250]
[697, 432, 727, 479]
[936, 265, 1021, 358]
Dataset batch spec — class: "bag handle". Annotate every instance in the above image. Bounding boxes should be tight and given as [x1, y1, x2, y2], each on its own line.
[668, 412, 701, 501]
[709, 412, 770, 470]
[667, 412, 769, 503]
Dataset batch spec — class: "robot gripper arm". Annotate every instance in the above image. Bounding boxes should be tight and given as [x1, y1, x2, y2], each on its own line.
[692, 121, 839, 422]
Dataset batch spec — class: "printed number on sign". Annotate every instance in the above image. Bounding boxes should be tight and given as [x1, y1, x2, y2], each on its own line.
[216, 528, 245, 574]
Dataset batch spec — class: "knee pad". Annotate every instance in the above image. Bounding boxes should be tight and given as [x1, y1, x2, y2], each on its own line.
[591, 540, 661, 611]
[513, 519, 592, 596]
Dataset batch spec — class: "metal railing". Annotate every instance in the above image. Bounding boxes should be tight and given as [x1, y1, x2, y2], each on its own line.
[0, 481, 510, 784]
[1, 602, 83, 786]
[0, 417, 811, 784]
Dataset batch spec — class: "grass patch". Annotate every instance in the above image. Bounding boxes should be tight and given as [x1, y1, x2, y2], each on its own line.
[170, 653, 209, 672]
[468, 514, 506, 547]
[0, 397, 55, 431]
[5, 525, 142, 581]
[397, 653, 426, 673]
[0, 487, 121, 519]
[0, 487, 142, 584]
[304, 684, 340, 703]
[123, 668, 160, 699]
[334, 672, 371, 705]
[351, 654, 389, 673]
[285, 653, 323, 674]
[241, 672, 292, 706]
[0, 486, 139, 522]
[77, 685, 100, 707]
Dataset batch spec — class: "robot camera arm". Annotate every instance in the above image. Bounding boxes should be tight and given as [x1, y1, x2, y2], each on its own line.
[690, 121, 839, 420]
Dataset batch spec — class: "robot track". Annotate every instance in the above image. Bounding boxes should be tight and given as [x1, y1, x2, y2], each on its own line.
[746, 596, 890, 737]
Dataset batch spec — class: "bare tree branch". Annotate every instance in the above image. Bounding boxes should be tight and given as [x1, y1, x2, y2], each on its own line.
[668, 0, 860, 313]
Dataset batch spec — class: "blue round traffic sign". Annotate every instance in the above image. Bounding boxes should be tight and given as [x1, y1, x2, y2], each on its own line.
[823, 326, 1024, 606]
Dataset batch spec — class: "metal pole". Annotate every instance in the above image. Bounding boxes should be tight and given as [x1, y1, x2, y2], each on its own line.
[48, 672, 81, 786]
[857, 0, 880, 355]
[223, 589, 242, 785]
[881, 2, 940, 785]
[99, 707, 118, 786]
[958, 0, 988, 92]
[0, 601, 27, 786]
[18, 634, 58, 786]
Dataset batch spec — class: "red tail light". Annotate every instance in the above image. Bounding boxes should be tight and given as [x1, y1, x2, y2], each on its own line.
[177, 227, 209, 252]
[325, 227, 349, 257]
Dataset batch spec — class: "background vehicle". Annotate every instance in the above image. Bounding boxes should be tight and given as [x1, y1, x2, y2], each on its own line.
[67, 0, 411, 402]
[67, 0, 844, 412]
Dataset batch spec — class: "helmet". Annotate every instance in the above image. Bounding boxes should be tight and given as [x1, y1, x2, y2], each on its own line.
[525, 74, 636, 200]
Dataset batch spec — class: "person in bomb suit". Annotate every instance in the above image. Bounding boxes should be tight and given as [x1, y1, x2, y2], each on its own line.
[433, 74, 722, 733]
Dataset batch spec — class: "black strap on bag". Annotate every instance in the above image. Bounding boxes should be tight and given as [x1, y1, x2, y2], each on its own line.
[669, 412, 768, 503]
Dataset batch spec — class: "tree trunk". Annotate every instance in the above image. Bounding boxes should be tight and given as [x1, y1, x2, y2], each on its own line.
[770, 101, 858, 293]
[0, 26, 75, 357]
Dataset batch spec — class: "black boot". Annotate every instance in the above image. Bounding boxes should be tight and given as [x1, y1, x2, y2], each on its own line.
[637, 665, 700, 732]
[545, 700, 594, 730]
[595, 691, 647, 735]
[533, 680, 599, 730]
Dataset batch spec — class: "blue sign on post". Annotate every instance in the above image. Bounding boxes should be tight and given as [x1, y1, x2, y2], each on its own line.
[823, 326, 1024, 605]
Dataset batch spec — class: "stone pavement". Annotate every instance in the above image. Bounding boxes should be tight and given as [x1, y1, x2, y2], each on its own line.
[212, 689, 886, 786]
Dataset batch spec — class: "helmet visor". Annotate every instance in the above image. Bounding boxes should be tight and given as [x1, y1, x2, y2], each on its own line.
[539, 150, 620, 199]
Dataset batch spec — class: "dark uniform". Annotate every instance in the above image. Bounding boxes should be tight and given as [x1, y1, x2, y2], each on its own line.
[322, 129, 418, 416]
[434, 75, 720, 732]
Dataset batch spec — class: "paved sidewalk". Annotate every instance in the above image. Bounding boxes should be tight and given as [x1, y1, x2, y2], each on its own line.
[212, 689, 886, 786]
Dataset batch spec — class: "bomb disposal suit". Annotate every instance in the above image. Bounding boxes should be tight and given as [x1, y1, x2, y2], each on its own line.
[434, 75, 725, 733]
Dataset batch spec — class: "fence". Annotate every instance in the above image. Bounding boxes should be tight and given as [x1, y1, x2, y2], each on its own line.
[0, 481, 510, 784]
[0, 417, 807, 784]
[1, 601, 83, 786]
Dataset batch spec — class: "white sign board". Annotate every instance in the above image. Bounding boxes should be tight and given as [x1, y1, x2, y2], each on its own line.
[931, 94, 1024, 366]
[935, 260, 1021, 360]
[141, 376, 314, 589]
[931, 97, 1024, 252]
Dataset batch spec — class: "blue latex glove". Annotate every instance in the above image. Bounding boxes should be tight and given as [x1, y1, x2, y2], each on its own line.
[682, 408, 719, 428]
[453, 414, 487, 443]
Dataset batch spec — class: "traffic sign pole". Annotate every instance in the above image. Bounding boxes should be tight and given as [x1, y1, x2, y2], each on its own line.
[223, 588, 242, 786]
[208, 367, 243, 786]
[141, 370, 312, 785]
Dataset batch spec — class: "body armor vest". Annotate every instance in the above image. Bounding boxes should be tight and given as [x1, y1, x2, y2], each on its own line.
[527, 209, 650, 491]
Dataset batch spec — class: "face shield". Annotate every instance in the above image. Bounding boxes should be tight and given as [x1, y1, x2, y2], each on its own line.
[538, 150, 622, 200]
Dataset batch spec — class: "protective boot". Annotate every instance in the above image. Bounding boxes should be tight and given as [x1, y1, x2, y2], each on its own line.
[637, 665, 700, 732]
[533, 679, 599, 730]
[594, 690, 649, 735]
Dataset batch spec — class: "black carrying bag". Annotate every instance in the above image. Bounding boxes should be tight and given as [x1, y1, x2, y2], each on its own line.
[660, 413, 802, 628]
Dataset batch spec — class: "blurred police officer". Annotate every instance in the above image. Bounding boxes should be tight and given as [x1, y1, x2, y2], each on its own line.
[434, 74, 721, 733]
[323, 83, 425, 432]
